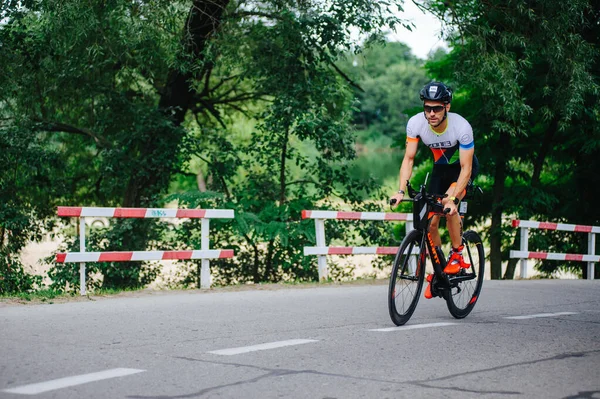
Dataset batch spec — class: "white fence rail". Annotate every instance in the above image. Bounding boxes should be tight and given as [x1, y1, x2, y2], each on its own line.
[56, 206, 234, 294]
[509, 219, 598, 279]
[302, 210, 413, 280]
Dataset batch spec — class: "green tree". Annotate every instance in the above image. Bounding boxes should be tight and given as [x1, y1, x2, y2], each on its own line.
[422, 0, 600, 278]
[0, 124, 65, 294]
[1, 0, 408, 291]
[340, 42, 428, 140]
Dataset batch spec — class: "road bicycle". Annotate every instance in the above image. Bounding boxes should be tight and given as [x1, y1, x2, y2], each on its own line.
[388, 180, 485, 326]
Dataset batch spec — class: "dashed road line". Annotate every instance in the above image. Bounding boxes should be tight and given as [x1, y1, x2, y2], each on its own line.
[369, 322, 459, 332]
[504, 312, 579, 320]
[207, 339, 319, 356]
[2, 368, 145, 395]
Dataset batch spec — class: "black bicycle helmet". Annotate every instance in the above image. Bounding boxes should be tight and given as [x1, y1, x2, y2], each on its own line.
[419, 82, 452, 103]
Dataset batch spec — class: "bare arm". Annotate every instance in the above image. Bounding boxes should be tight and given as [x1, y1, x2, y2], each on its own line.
[390, 140, 418, 208]
[452, 147, 474, 199]
[399, 140, 418, 192]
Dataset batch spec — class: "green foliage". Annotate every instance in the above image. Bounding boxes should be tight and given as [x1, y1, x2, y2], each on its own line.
[0, 255, 43, 295]
[165, 3, 401, 283]
[339, 42, 429, 140]
[0, 124, 66, 294]
[422, 0, 600, 278]
[1, 0, 410, 291]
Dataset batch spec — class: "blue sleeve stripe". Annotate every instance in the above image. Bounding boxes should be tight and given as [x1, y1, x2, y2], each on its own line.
[460, 141, 474, 149]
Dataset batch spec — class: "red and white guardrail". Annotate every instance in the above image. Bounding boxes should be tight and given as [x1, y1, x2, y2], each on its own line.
[510, 219, 597, 279]
[56, 250, 234, 263]
[511, 220, 600, 233]
[301, 210, 411, 221]
[57, 207, 234, 294]
[57, 207, 233, 219]
[302, 210, 413, 280]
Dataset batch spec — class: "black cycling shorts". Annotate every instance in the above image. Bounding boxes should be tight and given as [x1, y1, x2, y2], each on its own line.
[428, 155, 479, 196]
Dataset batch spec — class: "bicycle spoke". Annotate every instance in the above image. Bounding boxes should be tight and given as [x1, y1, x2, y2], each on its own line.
[445, 230, 485, 319]
[388, 230, 425, 326]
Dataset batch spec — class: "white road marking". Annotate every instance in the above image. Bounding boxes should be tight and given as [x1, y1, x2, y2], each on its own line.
[369, 322, 459, 332]
[2, 368, 145, 395]
[208, 339, 318, 356]
[505, 312, 579, 320]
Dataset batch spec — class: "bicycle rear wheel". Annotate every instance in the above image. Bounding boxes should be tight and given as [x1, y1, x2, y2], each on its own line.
[388, 230, 426, 326]
[446, 230, 485, 318]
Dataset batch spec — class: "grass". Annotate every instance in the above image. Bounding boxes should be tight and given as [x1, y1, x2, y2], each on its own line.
[1, 288, 66, 304]
[0, 286, 148, 305]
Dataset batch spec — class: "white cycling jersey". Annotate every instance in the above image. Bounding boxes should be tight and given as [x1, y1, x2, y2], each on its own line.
[406, 112, 474, 165]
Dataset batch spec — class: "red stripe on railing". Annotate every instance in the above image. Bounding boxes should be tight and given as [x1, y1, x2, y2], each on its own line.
[539, 222, 558, 230]
[574, 225, 593, 232]
[328, 247, 353, 255]
[512, 220, 520, 228]
[337, 212, 362, 220]
[113, 208, 147, 218]
[301, 210, 311, 219]
[565, 254, 584, 261]
[57, 207, 82, 217]
[176, 209, 206, 218]
[99, 252, 133, 262]
[528, 252, 549, 259]
[376, 247, 399, 255]
[163, 251, 193, 260]
[384, 213, 409, 221]
[220, 250, 235, 258]
[56, 253, 67, 263]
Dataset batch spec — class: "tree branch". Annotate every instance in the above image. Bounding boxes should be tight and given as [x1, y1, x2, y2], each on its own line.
[329, 61, 365, 92]
[195, 99, 227, 128]
[194, 152, 231, 199]
[33, 119, 110, 147]
[227, 10, 286, 22]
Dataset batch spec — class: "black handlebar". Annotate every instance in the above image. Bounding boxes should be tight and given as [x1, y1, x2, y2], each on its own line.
[390, 181, 453, 215]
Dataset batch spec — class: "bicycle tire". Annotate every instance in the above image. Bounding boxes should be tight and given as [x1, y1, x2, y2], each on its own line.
[388, 229, 426, 326]
[445, 230, 485, 319]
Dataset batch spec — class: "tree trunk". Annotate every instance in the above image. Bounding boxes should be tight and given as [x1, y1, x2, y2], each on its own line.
[123, 0, 230, 207]
[503, 232, 520, 279]
[490, 132, 509, 279]
[252, 242, 260, 283]
[279, 127, 289, 205]
[264, 238, 275, 281]
[531, 118, 559, 187]
[197, 169, 207, 192]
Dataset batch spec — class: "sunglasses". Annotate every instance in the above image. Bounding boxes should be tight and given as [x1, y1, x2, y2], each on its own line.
[424, 105, 446, 113]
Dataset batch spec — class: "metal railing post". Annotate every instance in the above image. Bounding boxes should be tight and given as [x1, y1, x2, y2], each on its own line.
[315, 219, 328, 281]
[79, 217, 87, 296]
[519, 226, 529, 279]
[588, 232, 596, 280]
[200, 218, 211, 289]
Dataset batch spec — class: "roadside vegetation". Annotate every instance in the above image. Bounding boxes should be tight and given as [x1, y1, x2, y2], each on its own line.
[1, 0, 598, 296]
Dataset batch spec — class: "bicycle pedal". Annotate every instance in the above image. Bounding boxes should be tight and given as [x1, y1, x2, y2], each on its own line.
[429, 277, 442, 298]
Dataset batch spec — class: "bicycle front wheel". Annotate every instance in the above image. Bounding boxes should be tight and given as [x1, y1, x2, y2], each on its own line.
[446, 230, 485, 319]
[388, 229, 426, 326]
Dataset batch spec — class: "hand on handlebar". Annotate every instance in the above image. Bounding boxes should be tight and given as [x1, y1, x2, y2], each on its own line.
[389, 192, 404, 208]
[442, 199, 458, 216]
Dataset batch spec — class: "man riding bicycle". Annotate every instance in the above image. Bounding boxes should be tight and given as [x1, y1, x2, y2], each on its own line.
[390, 82, 479, 299]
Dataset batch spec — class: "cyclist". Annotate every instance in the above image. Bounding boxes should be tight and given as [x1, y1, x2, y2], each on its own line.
[390, 81, 479, 299]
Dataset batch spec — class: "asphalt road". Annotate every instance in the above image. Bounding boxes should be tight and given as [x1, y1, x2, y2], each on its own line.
[1, 280, 599, 399]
